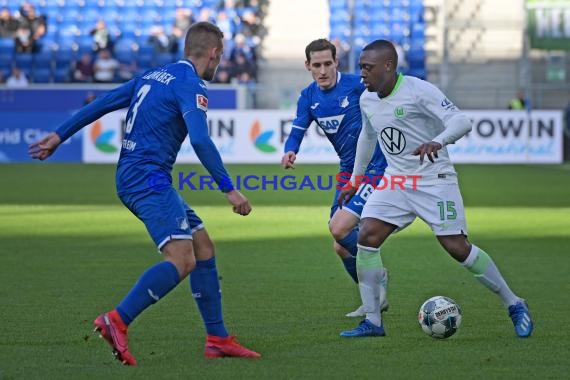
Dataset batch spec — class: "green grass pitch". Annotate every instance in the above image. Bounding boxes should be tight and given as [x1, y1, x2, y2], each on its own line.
[1, 163, 569, 379]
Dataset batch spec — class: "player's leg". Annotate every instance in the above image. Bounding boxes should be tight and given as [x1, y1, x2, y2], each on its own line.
[190, 222, 260, 358]
[437, 234, 533, 337]
[190, 228, 227, 337]
[329, 208, 360, 282]
[331, 178, 390, 316]
[355, 218, 395, 324]
[416, 183, 533, 338]
[94, 189, 193, 365]
[341, 187, 413, 337]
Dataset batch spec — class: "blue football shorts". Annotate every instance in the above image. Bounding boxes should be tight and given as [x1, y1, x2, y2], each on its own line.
[119, 187, 204, 250]
[330, 170, 385, 219]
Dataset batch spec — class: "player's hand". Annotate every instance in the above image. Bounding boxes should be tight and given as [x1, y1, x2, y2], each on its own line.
[281, 151, 296, 169]
[225, 190, 252, 216]
[412, 141, 443, 164]
[28, 132, 62, 161]
[337, 187, 358, 210]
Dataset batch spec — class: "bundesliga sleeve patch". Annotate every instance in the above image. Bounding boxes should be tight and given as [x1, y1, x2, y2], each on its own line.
[196, 94, 208, 111]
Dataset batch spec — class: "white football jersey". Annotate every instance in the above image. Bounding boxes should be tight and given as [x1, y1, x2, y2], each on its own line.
[357, 74, 469, 185]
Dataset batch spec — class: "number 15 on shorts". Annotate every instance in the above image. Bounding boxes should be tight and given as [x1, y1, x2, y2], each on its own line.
[437, 201, 457, 220]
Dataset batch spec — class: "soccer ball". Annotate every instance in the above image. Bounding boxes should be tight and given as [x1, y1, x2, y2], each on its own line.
[418, 296, 462, 339]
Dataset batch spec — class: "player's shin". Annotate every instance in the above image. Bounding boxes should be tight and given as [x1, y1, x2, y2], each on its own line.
[461, 244, 521, 307]
[356, 245, 384, 326]
[190, 256, 229, 337]
[116, 261, 181, 325]
[336, 228, 358, 256]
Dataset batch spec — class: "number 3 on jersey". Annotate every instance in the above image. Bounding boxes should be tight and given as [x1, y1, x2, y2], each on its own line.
[125, 84, 151, 134]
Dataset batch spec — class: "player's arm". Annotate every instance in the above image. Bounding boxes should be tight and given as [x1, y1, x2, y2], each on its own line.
[184, 110, 234, 192]
[282, 90, 312, 169]
[184, 110, 251, 216]
[177, 81, 250, 215]
[30, 80, 136, 160]
[413, 81, 472, 163]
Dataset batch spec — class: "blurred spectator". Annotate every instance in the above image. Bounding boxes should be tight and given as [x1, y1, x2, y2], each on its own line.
[197, 8, 216, 23]
[6, 66, 29, 87]
[148, 26, 177, 53]
[118, 60, 138, 82]
[508, 90, 527, 110]
[216, 10, 236, 40]
[0, 70, 6, 84]
[231, 52, 256, 80]
[15, 3, 46, 53]
[0, 8, 18, 37]
[212, 68, 231, 84]
[14, 24, 33, 53]
[239, 8, 264, 52]
[212, 58, 233, 84]
[230, 33, 256, 66]
[93, 49, 119, 83]
[90, 20, 113, 52]
[72, 53, 95, 83]
[172, 8, 193, 39]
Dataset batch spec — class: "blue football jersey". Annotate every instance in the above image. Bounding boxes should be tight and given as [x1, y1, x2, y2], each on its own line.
[55, 59, 233, 195]
[286, 72, 387, 173]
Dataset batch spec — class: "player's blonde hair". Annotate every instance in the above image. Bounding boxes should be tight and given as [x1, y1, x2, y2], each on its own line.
[184, 22, 224, 58]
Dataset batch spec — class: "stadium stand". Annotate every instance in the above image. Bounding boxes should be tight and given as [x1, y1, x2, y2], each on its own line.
[0, 0, 266, 84]
[329, 0, 426, 79]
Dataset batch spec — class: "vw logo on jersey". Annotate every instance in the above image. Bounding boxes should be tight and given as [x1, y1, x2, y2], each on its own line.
[316, 115, 345, 134]
[380, 127, 406, 155]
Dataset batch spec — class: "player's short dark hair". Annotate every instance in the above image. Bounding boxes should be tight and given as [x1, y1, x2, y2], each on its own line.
[305, 38, 336, 62]
[184, 22, 224, 58]
[362, 39, 398, 68]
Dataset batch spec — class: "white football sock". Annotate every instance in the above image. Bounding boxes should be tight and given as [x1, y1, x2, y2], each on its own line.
[356, 244, 383, 326]
[462, 244, 521, 307]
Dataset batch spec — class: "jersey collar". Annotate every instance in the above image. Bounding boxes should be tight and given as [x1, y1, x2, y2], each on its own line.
[177, 59, 197, 73]
[380, 73, 404, 99]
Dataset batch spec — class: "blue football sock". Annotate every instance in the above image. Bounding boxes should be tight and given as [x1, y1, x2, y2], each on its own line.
[342, 255, 358, 283]
[337, 228, 358, 256]
[190, 257, 228, 337]
[116, 261, 180, 326]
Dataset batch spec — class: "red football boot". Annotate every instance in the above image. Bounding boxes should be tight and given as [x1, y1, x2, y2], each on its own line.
[93, 310, 137, 366]
[204, 335, 261, 359]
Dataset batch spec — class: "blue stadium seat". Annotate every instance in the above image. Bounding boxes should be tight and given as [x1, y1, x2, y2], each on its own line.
[407, 66, 426, 79]
[0, 53, 13, 69]
[155, 52, 174, 66]
[114, 38, 138, 54]
[32, 68, 53, 83]
[54, 48, 76, 69]
[137, 52, 154, 69]
[0, 38, 15, 54]
[53, 69, 70, 83]
[330, 0, 347, 9]
[34, 51, 54, 70]
[115, 50, 135, 65]
[15, 54, 34, 70]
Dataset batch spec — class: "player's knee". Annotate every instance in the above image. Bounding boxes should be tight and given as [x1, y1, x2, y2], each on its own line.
[329, 222, 350, 241]
[163, 239, 196, 277]
[439, 236, 470, 262]
[174, 255, 196, 278]
[358, 219, 389, 247]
